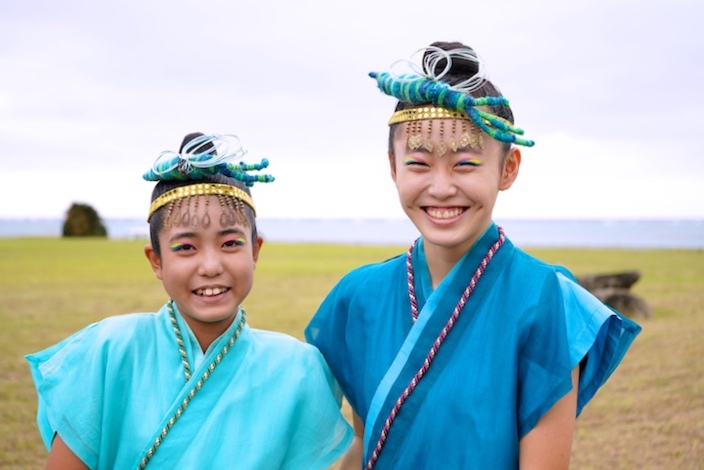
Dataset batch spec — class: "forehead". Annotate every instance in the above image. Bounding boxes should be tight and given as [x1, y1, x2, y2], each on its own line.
[149, 182, 256, 222]
[393, 119, 489, 151]
[395, 118, 478, 135]
[158, 194, 253, 236]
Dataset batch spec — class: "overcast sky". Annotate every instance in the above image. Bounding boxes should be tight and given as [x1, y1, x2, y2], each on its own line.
[1, 0, 702, 220]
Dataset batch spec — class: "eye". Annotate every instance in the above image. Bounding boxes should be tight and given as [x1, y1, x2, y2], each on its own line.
[170, 243, 195, 252]
[456, 158, 482, 168]
[403, 157, 428, 166]
[223, 237, 246, 248]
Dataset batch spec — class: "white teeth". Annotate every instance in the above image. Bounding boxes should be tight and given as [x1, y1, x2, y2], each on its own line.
[426, 207, 464, 219]
[195, 287, 226, 296]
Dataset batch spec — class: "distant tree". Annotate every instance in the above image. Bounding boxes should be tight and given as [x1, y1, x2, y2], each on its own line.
[62, 203, 108, 237]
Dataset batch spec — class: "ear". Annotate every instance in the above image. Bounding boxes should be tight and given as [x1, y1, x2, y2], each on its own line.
[388, 151, 397, 183]
[499, 147, 521, 191]
[252, 235, 264, 267]
[144, 245, 163, 280]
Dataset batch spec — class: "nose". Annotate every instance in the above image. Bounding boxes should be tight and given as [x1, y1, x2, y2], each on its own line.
[198, 247, 224, 277]
[427, 166, 457, 199]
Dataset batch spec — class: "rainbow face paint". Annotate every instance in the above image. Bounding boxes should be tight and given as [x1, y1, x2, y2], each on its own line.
[404, 157, 426, 166]
[457, 158, 483, 167]
[170, 243, 190, 252]
[226, 237, 247, 247]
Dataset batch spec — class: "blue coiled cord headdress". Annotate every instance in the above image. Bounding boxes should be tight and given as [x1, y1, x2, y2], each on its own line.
[143, 134, 275, 186]
[144, 133, 274, 223]
[369, 46, 535, 147]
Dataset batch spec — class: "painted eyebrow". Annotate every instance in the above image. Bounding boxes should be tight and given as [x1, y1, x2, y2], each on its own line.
[168, 231, 198, 244]
[219, 228, 245, 238]
[167, 227, 246, 244]
[405, 146, 433, 155]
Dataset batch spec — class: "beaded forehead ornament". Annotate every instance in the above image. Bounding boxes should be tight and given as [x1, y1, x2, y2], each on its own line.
[369, 46, 535, 148]
[145, 134, 274, 226]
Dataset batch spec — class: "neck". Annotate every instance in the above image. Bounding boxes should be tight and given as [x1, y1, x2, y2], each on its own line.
[423, 243, 466, 289]
[422, 224, 494, 288]
[186, 315, 236, 352]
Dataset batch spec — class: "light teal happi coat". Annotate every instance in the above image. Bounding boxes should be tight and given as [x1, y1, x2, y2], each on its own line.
[27, 304, 352, 469]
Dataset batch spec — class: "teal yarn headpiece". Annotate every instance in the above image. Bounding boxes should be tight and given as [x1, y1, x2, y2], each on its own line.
[142, 134, 275, 186]
[370, 47, 535, 147]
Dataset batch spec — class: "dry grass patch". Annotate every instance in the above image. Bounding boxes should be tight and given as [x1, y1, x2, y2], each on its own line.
[1, 239, 702, 468]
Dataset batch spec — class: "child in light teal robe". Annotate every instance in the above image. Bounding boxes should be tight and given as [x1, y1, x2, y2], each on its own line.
[27, 132, 352, 469]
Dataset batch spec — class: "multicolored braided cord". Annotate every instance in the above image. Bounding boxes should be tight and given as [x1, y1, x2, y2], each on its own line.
[365, 227, 506, 469]
[137, 301, 247, 469]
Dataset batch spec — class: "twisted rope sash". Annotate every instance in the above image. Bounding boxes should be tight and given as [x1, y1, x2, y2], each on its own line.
[406, 246, 420, 322]
[137, 301, 247, 469]
[365, 227, 506, 469]
[169, 301, 192, 381]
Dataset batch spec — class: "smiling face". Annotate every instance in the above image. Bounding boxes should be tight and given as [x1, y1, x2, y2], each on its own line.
[390, 118, 521, 261]
[145, 195, 262, 344]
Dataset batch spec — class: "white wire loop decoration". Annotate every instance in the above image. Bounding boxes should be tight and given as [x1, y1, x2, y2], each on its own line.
[150, 134, 248, 178]
[387, 46, 487, 93]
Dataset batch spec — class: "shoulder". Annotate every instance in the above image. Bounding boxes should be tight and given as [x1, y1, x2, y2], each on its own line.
[34, 312, 162, 365]
[491, 245, 588, 332]
[26, 312, 162, 407]
[86, 312, 161, 348]
[308, 253, 406, 332]
[250, 328, 309, 348]
[503, 245, 578, 290]
[329, 253, 405, 295]
[95, 311, 160, 331]
[344, 253, 405, 279]
[249, 329, 334, 378]
[511, 246, 574, 276]
[250, 329, 322, 360]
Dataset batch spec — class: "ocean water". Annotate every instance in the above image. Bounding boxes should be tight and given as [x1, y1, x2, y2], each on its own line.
[1, 218, 703, 249]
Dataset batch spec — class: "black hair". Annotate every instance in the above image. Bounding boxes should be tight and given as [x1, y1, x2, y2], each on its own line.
[148, 132, 258, 256]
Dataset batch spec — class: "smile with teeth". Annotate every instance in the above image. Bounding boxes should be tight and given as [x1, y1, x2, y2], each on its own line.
[194, 287, 229, 297]
[424, 207, 465, 219]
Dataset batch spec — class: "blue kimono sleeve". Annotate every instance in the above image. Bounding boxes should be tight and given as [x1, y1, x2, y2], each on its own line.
[516, 270, 641, 437]
[556, 272, 642, 413]
[305, 275, 361, 413]
[25, 314, 151, 469]
[25, 322, 109, 469]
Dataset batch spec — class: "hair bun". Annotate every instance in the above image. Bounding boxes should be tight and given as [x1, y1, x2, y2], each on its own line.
[180, 132, 215, 154]
[424, 41, 479, 78]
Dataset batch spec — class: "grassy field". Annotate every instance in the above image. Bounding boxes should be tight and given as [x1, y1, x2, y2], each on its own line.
[0, 237, 702, 469]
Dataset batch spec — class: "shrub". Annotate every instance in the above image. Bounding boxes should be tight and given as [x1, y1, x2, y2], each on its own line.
[62, 203, 108, 237]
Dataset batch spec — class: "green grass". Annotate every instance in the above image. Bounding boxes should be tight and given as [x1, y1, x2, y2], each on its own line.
[1, 238, 702, 468]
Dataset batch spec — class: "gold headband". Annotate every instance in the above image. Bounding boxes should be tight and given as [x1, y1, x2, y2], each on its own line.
[388, 106, 470, 126]
[147, 183, 256, 222]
